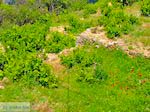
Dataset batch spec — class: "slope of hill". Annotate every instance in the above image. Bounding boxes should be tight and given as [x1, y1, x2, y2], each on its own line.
[0, 0, 149, 112]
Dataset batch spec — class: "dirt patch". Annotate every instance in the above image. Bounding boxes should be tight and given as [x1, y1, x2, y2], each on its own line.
[49, 26, 67, 34]
[59, 47, 76, 56]
[125, 3, 141, 17]
[32, 101, 53, 112]
[44, 53, 65, 75]
[44, 47, 77, 77]
[0, 83, 4, 89]
[0, 77, 10, 89]
[142, 23, 150, 29]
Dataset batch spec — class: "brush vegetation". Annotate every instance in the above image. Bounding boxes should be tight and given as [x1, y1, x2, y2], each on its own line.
[0, 0, 149, 111]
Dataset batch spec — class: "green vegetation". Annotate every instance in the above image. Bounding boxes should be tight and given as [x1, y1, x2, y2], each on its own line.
[0, 18, 58, 87]
[1, 45, 149, 111]
[141, 0, 150, 16]
[61, 46, 108, 83]
[0, 0, 149, 111]
[59, 45, 150, 111]
[99, 0, 139, 38]
[45, 32, 75, 53]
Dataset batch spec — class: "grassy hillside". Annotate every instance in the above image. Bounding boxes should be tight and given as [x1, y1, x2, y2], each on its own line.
[0, 0, 149, 112]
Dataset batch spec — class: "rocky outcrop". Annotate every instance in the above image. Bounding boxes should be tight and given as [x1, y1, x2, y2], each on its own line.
[76, 26, 150, 58]
[49, 26, 67, 34]
[0, 77, 10, 89]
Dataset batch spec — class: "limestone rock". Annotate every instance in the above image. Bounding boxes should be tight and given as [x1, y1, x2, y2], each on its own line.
[0, 81, 4, 90]
[0, 85, 4, 89]
[2, 77, 10, 84]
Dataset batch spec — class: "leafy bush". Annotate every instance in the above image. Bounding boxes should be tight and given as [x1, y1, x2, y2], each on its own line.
[76, 65, 108, 84]
[3, 53, 57, 87]
[68, 0, 87, 11]
[45, 32, 75, 53]
[67, 14, 92, 34]
[141, 0, 150, 16]
[0, 3, 51, 26]
[94, 64, 108, 81]
[99, 10, 139, 38]
[67, 15, 83, 33]
[83, 4, 98, 17]
[61, 46, 102, 68]
[60, 46, 107, 84]
[0, 18, 52, 51]
[0, 53, 6, 79]
[0, 16, 58, 87]
[76, 67, 95, 83]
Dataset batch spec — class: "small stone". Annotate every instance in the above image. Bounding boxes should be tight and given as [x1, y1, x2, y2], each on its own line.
[95, 45, 100, 48]
[92, 38, 97, 42]
[107, 42, 116, 48]
[86, 29, 91, 33]
[0, 85, 4, 89]
[98, 39, 106, 45]
[49, 26, 66, 34]
[129, 51, 137, 56]
[47, 54, 58, 62]
[2, 77, 10, 84]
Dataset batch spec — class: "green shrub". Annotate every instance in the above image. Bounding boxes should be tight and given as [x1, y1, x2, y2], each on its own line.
[0, 54, 6, 79]
[61, 46, 102, 68]
[45, 32, 75, 53]
[99, 10, 139, 38]
[141, 0, 150, 16]
[67, 14, 92, 34]
[76, 65, 108, 84]
[68, 0, 87, 11]
[83, 4, 98, 17]
[106, 23, 122, 38]
[94, 64, 108, 81]
[76, 67, 95, 83]
[0, 3, 51, 26]
[98, 0, 139, 38]
[67, 15, 83, 33]
[61, 46, 107, 84]
[2, 52, 57, 87]
[0, 17, 57, 87]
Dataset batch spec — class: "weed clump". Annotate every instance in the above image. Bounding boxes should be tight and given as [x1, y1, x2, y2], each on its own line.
[141, 0, 150, 16]
[45, 32, 76, 53]
[61, 46, 108, 84]
[99, 1, 139, 38]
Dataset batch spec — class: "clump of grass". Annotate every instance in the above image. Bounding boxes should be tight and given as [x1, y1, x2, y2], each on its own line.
[97, 0, 140, 38]
[141, 0, 150, 16]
